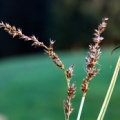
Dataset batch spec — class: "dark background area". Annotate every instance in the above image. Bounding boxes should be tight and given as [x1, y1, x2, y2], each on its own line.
[0, 0, 49, 58]
[0, 0, 120, 58]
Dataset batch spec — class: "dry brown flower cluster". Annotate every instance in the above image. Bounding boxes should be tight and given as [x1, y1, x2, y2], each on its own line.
[81, 18, 108, 94]
[64, 65, 76, 119]
[0, 21, 76, 119]
[64, 83, 76, 120]
[0, 22, 65, 70]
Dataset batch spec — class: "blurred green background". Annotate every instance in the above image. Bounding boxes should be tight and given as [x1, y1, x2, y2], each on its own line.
[0, 50, 119, 120]
[0, 0, 120, 120]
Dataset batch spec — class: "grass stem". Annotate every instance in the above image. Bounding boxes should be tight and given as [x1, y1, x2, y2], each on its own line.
[97, 56, 120, 120]
[77, 93, 86, 120]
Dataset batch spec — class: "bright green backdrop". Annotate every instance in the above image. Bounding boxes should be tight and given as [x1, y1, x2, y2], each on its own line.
[0, 49, 119, 120]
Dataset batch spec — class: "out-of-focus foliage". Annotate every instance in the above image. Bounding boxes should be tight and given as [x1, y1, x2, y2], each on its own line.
[48, 0, 120, 48]
[0, 0, 120, 57]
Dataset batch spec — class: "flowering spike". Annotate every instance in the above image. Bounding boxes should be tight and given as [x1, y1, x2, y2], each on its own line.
[81, 18, 108, 93]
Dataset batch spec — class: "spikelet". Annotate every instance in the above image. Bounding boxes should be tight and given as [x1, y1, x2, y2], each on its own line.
[81, 18, 108, 93]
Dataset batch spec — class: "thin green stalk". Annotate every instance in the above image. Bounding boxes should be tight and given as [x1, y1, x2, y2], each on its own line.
[77, 93, 86, 120]
[97, 56, 120, 120]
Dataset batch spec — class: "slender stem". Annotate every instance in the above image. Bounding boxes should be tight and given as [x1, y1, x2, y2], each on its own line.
[64, 70, 70, 120]
[97, 56, 120, 120]
[77, 93, 86, 120]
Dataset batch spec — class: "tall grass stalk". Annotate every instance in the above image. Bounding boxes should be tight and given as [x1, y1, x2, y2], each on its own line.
[77, 18, 108, 120]
[97, 56, 120, 120]
[0, 22, 76, 120]
[77, 93, 86, 120]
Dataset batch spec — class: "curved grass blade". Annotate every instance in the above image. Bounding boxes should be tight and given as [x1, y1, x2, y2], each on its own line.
[110, 45, 120, 67]
[97, 56, 120, 120]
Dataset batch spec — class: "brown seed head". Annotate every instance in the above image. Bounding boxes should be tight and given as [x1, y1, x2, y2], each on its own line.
[66, 64, 74, 80]
[67, 83, 76, 98]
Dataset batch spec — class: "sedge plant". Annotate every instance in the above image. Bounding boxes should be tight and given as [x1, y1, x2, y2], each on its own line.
[0, 17, 119, 120]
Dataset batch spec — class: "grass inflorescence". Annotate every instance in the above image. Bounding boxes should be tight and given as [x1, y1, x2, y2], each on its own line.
[1, 18, 118, 120]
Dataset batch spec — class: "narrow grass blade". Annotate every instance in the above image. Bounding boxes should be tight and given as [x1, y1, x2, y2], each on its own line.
[77, 93, 86, 120]
[97, 56, 120, 120]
